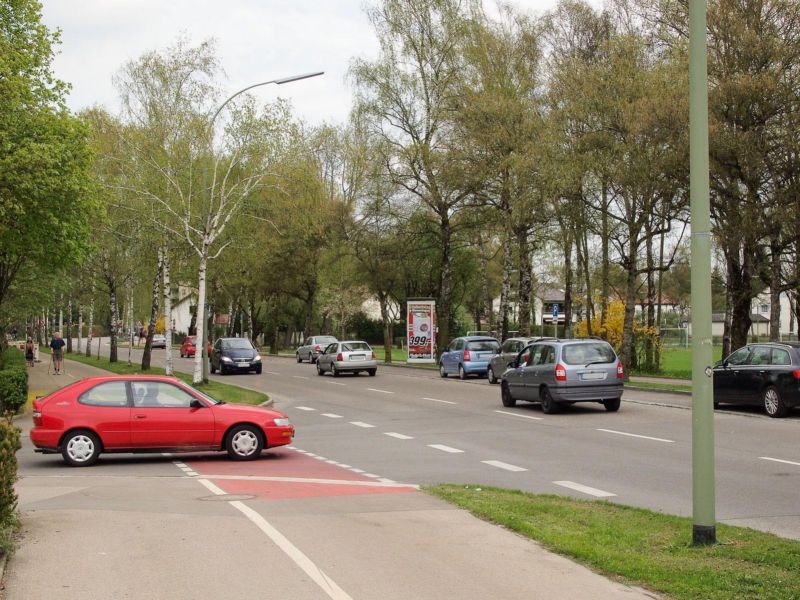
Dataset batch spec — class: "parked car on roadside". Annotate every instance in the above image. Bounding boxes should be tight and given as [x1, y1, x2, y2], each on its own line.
[151, 334, 166, 349]
[713, 342, 800, 417]
[296, 335, 338, 363]
[30, 375, 294, 466]
[487, 337, 556, 384]
[500, 338, 623, 413]
[439, 336, 500, 380]
[210, 337, 262, 375]
[316, 340, 378, 377]
[179, 335, 212, 358]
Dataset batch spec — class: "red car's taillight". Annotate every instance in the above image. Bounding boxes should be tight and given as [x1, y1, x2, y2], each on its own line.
[337, 353, 344, 361]
[463, 349, 471, 361]
[792, 369, 800, 380]
[555, 363, 567, 381]
[315, 344, 321, 352]
[617, 362, 625, 379]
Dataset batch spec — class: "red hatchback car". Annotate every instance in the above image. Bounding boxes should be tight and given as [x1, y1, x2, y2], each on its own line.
[30, 375, 294, 467]
[179, 335, 212, 358]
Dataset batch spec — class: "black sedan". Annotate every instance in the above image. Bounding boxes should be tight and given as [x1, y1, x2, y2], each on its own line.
[210, 337, 262, 375]
[713, 342, 800, 417]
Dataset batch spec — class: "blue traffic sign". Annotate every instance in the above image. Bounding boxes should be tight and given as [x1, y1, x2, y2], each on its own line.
[552, 303, 559, 318]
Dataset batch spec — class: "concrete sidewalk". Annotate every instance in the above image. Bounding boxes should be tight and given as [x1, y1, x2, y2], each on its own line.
[4, 356, 660, 600]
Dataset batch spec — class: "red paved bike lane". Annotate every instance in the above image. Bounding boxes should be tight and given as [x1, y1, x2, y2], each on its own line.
[181, 447, 417, 501]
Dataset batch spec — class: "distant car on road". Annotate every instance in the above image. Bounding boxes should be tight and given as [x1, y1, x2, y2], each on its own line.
[179, 335, 211, 358]
[501, 338, 623, 413]
[439, 336, 500, 380]
[210, 337, 262, 375]
[713, 342, 800, 417]
[316, 340, 377, 377]
[151, 334, 166, 349]
[30, 375, 294, 466]
[296, 335, 338, 363]
[487, 337, 556, 384]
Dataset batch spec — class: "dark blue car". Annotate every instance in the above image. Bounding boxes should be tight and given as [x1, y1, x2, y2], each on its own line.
[439, 336, 500, 380]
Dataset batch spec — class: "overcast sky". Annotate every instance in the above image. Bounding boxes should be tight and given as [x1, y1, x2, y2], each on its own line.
[41, 0, 604, 127]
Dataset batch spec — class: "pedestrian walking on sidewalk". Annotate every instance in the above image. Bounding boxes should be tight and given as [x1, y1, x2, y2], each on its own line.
[50, 331, 66, 374]
[25, 337, 35, 366]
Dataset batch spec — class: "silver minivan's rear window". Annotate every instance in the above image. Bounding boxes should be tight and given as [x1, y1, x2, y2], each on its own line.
[467, 340, 500, 352]
[562, 343, 615, 365]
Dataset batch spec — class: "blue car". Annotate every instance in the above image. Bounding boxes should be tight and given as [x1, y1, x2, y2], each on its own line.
[439, 336, 501, 380]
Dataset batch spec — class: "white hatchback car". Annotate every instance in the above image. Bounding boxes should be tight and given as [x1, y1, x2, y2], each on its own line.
[316, 341, 378, 377]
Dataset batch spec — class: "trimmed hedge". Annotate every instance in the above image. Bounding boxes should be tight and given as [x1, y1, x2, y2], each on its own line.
[0, 420, 20, 556]
[0, 365, 27, 419]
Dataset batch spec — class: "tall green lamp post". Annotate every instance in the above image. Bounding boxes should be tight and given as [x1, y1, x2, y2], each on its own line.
[689, 0, 716, 545]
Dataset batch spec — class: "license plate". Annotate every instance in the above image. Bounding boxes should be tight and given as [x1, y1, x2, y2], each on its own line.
[350, 354, 366, 361]
[581, 372, 606, 381]
[237, 362, 250, 368]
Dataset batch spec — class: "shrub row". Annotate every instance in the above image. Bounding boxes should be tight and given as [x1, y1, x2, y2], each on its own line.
[0, 347, 24, 558]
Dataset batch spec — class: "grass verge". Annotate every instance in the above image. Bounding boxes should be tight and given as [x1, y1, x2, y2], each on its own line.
[626, 381, 692, 394]
[43, 348, 268, 405]
[426, 485, 800, 600]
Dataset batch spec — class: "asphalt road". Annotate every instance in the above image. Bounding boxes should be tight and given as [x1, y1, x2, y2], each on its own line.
[71, 339, 800, 539]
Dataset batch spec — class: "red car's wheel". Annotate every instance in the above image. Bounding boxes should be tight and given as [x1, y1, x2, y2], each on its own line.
[61, 429, 101, 467]
[226, 425, 264, 460]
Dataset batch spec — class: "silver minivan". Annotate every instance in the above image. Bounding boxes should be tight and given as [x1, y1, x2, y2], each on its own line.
[296, 335, 338, 363]
[487, 337, 556, 384]
[500, 339, 623, 413]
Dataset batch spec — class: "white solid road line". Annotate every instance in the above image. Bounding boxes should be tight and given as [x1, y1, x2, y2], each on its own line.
[554, 481, 617, 498]
[321, 413, 343, 418]
[384, 432, 414, 440]
[760, 456, 800, 467]
[349, 421, 375, 428]
[200, 474, 417, 488]
[482, 460, 527, 472]
[295, 406, 316, 411]
[195, 478, 353, 600]
[597, 428, 674, 443]
[428, 444, 464, 454]
[422, 397, 457, 405]
[494, 410, 543, 421]
[366, 388, 394, 394]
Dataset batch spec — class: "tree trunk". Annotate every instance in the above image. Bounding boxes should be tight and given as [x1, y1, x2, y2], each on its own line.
[85, 300, 94, 357]
[517, 227, 532, 336]
[620, 258, 637, 380]
[379, 291, 393, 364]
[142, 253, 163, 371]
[436, 214, 452, 356]
[77, 303, 83, 353]
[645, 232, 656, 371]
[768, 239, 782, 341]
[563, 227, 574, 339]
[127, 284, 134, 366]
[499, 225, 512, 340]
[193, 253, 209, 384]
[66, 298, 73, 353]
[163, 247, 174, 376]
[600, 181, 610, 330]
[109, 284, 118, 363]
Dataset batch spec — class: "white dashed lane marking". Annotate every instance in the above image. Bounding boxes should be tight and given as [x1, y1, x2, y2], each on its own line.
[265, 371, 281, 375]
[597, 429, 674, 443]
[326, 381, 346, 386]
[554, 481, 616, 498]
[482, 460, 527, 472]
[384, 432, 414, 440]
[292, 375, 310, 380]
[366, 388, 394, 394]
[494, 410, 542, 421]
[295, 406, 316, 411]
[760, 456, 800, 467]
[428, 444, 464, 454]
[422, 397, 456, 405]
[321, 413, 343, 419]
[349, 421, 375, 428]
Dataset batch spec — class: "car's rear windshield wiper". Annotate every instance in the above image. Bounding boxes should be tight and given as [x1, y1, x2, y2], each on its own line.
[584, 360, 611, 367]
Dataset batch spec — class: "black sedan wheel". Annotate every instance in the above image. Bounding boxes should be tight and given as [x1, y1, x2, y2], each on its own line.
[763, 386, 788, 418]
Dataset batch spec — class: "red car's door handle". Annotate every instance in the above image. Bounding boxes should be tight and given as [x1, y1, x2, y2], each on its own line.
[134, 414, 147, 419]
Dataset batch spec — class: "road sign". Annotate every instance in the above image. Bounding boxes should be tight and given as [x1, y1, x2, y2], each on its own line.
[552, 303, 559, 318]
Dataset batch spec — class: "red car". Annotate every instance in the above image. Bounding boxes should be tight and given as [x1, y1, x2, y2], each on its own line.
[30, 375, 294, 467]
[179, 335, 212, 358]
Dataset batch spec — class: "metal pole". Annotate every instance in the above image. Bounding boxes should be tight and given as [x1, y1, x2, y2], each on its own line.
[689, 0, 716, 545]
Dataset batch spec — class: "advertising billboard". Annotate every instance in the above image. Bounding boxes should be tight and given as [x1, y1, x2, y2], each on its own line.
[407, 300, 436, 363]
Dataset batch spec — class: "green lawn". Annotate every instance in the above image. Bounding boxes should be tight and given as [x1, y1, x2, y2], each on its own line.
[652, 347, 724, 379]
[46, 348, 268, 405]
[427, 485, 800, 600]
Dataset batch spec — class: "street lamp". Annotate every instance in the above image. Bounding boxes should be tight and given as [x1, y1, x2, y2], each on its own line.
[199, 71, 324, 383]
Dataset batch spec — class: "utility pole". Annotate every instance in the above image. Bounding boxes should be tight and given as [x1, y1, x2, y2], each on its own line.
[689, 0, 716, 545]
